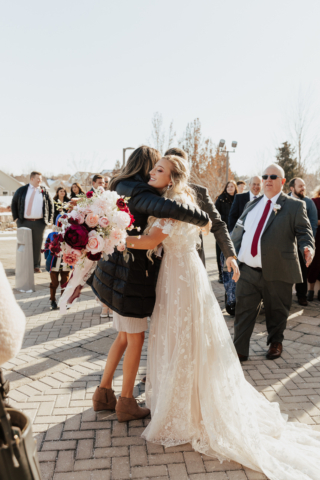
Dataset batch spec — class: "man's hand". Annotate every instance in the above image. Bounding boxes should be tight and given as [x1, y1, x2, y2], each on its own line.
[201, 220, 212, 236]
[226, 257, 240, 282]
[304, 246, 314, 268]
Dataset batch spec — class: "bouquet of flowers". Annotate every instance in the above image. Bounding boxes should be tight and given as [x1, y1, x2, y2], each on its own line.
[47, 187, 136, 313]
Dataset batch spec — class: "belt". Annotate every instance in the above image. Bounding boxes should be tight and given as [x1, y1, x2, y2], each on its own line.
[25, 218, 43, 222]
[248, 265, 262, 272]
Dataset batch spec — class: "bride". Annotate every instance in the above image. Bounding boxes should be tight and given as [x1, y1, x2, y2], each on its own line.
[127, 154, 320, 480]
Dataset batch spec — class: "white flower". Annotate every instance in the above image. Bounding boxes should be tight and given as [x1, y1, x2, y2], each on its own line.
[273, 204, 281, 215]
[110, 228, 127, 244]
[114, 211, 131, 229]
[103, 238, 115, 255]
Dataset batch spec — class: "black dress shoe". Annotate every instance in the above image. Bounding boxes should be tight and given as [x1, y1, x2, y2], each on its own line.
[298, 296, 308, 306]
[238, 353, 248, 362]
[226, 302, 236, 317]
[51, 300, 58, 310]
[218, 274, 223, 284]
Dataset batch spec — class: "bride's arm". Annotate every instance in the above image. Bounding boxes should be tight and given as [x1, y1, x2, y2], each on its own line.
[127, 218, 176, 250]
[127, 225, 169, 250]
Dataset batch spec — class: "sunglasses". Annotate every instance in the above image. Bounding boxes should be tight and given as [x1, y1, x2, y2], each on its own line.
[262, 175, 282, 180]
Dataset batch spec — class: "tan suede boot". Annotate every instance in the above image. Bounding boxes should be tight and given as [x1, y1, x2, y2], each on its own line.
[92, 386, 117, 412]
[116, 396, 150, 423]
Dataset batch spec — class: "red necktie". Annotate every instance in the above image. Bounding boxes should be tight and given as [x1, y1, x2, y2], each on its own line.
[251, 199, 272, 257]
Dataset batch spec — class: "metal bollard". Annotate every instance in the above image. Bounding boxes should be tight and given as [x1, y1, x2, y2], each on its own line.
[15, 227, 35, 292]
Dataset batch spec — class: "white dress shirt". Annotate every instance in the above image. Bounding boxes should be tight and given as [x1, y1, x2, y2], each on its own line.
[249, 191, 260, 201]
[24, 184, 44, 219]
[238, 192, 281, 268]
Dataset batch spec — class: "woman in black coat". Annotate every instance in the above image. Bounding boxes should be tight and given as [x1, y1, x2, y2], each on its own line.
[215, 180, 238, 282]
[53, 187, 70, 224]
[90, 146, 209, 421]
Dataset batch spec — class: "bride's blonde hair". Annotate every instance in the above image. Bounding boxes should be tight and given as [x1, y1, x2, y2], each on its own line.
[144, 155, 197, 260]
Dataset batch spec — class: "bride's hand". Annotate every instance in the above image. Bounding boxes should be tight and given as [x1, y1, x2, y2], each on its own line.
[226, 257, 240, 282]
[201, 220, 212, 236]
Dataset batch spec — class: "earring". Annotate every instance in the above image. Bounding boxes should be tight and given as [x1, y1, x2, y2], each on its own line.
[167, 184, 172, 190]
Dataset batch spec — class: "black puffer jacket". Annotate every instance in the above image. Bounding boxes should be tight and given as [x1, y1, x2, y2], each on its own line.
[215, 192, 235, 224]
[11, 184, 54, 225]
[91, 174, 209, 318]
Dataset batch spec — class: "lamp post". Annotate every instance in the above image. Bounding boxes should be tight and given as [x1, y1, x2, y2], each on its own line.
[218, 140, 238, 183]
[123, 147, 135, 167]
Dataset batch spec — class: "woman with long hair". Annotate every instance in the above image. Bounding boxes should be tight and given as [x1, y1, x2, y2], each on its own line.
[70, 182, 85, 198]
[53, 187, 70, 224]
[215, 180, 238, 282]
[126, 155, 320, 480]
[307, 185, 320, 301]
[90, 145, 209, 422]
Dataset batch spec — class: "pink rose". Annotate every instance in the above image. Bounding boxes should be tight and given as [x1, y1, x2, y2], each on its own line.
[103, 238, 115, 256]
[98, 217, 110, 228]
[85, 213, 99, 228]
[63, 248, 81, 266]
[110, 228, 126, 243]
[86, 231, 104, 254]
[117, 242, 126, 252]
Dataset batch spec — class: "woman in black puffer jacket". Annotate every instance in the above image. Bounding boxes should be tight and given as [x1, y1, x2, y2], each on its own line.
[90, 146, 209, 421]
[215, 180, 238, 282]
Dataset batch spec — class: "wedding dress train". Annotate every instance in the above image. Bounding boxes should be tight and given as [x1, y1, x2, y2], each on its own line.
[142, 196, 320, 480]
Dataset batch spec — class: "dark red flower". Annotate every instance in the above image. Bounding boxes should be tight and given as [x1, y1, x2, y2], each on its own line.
[116, 198, 126, 210]
[68, 216, 79, 225]
[64, 225, 88, 250]
[128, 213, 135, 227]
[87, 251, 102, 261]
[86, 191, 94, 198]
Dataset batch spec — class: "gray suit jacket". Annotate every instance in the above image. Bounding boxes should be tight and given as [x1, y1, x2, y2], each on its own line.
[231, 192, 314, 284]
[191, 184, 236, 265]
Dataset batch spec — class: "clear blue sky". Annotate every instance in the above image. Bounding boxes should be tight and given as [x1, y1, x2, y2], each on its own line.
[1, 0, 319, 177]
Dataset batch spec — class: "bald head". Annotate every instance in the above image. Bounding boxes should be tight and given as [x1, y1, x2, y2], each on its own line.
[262, 164, 286, 199]
[248, 176, 262, 196]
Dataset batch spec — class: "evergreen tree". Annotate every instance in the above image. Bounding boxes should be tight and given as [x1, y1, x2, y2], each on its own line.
[276, 142, 300, 192]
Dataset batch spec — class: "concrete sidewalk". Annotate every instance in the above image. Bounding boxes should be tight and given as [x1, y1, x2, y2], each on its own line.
[1, 235, 320, 480]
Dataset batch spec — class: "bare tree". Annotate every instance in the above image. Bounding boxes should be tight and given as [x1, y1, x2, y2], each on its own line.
[286, 86, 320, 172]
[149, 112, 176, 153]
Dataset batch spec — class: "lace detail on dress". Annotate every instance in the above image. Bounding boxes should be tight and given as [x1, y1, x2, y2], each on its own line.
[142, 193, 320, 480]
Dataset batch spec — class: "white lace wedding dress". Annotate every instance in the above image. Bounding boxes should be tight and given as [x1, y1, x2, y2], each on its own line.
[142, 194, 320, 480]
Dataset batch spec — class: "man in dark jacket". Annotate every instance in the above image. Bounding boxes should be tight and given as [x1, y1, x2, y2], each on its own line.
[11, 171, 54, 272]
[289, 177, 318, 306]
[90, 174, 105, 193]
[165, 148, 236, 267]
[228, 176, 262, 232]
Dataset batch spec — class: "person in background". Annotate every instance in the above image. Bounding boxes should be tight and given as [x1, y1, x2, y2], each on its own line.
[104, 176, 111, 190]
[0, 262, 26, 366]
[232, 164, 314, 361]
[289, 177, 318, 306]
[237, 180, 246, 194]
[307, 185, 320, 301]
[229, 176, 262, 232]
[44, 215, 71, 310]
[53, 187, 70, 224]
[70, 182, 85, 198]
[11, 171, 54, 273]
[90, 174, 105, 192]
[215, 180, 238, 282]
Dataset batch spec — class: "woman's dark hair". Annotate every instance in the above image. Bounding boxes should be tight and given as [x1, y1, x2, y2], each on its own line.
[70, 182, 85, 198]
[109, 146, 161, 191]
[54, 187, 70, 202]
[219, 180, 238, 197]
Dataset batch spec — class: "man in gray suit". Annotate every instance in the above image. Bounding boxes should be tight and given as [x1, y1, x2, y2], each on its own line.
[231, 164, 314, 361]
[165, 148, 237, 267]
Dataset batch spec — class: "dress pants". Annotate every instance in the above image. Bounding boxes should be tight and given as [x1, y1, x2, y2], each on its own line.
[295, 250, 308, 298]
[50, 270, 70, 301]
[234, 263, 292, 357]
[216, 243, 222, 276]
[17, 219, 46, 268]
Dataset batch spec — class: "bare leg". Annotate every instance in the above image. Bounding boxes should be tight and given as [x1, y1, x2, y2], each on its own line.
[100, 332, 128, 389]
[121, 332, 145, 398]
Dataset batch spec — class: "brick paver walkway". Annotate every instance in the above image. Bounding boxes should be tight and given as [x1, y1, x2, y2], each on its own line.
[1, 233, 320, 480]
